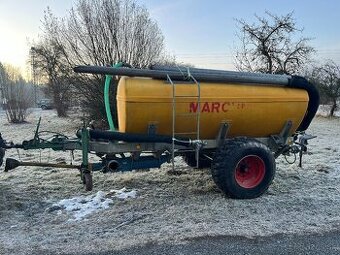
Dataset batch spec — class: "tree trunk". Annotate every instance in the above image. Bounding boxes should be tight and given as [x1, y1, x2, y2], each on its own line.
[53, 94, 68, 117]
[55, 99, 68, 117]
[329, 99, 337, 117]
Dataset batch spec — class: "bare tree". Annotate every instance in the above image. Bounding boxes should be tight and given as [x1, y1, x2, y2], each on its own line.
[0, 63, 32, 123]
[57, 0, 165, 68]
[311, 61, 340, 116]
[235, 12, 315, 75]
[37, 0, 166, 123]
[30, 42, 72, 117]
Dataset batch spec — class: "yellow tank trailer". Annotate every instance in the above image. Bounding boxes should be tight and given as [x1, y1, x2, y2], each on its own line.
[1, 64, 320, 199]
[117, 77, 309, 139]
[73, 64, 319, 199]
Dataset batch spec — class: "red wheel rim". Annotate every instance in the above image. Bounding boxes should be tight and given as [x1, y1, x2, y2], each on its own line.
[235, 155, 265, 189]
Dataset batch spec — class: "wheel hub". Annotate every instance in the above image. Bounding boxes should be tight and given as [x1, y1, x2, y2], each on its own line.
[235, 155, 265, 189]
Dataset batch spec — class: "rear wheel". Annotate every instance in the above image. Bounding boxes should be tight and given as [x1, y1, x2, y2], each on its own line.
[211, 138, 275, 199]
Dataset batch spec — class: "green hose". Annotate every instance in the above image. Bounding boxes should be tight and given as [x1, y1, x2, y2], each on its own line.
[104, 62, 123, 131]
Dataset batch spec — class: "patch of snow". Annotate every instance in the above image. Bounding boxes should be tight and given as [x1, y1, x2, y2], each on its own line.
[52, 188, 137, 221]
[109, 187, 137, 199]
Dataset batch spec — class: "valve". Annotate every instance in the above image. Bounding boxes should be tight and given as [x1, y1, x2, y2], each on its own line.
[297, 133, 316, 167]
[281, 132, 316, 167]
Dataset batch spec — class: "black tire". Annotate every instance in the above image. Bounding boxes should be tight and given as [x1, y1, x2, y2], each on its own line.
[41, 105, 47, 110]
[211, 138, 275, 199]
[184, 151, 212, 169]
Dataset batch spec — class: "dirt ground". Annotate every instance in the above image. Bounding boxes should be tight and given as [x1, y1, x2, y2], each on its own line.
[0, 109, 339, 255]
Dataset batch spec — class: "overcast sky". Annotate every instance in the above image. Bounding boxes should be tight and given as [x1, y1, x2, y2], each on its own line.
[1, 0, 340, 75]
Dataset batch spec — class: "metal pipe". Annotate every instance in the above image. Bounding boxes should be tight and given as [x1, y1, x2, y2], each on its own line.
[107, 160, 119, 171]
[16, 162, 79, 169]
[4, 157, 80, 172]
[88, 129, 191, 146]
[74, 65, 290, 85]
[150, 64, 291, 81]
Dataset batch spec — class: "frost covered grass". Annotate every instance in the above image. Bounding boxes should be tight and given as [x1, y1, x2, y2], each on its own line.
[0, 108, 339, 255]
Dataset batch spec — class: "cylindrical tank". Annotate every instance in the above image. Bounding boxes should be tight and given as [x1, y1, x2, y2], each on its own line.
[117, 77, 309, 139]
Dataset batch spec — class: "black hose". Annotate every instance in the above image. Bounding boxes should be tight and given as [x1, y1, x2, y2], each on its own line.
[88, 130, 191, 146]
[288, 76, 320, 131]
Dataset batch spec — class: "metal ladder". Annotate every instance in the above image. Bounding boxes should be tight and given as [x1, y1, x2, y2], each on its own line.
[167, 70, 201, 171]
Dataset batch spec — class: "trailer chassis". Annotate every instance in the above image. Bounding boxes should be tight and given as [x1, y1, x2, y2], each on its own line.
[0, 117, 314, 192]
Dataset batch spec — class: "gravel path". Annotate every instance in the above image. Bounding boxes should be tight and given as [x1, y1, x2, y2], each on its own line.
[86, 231, 340, 255]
